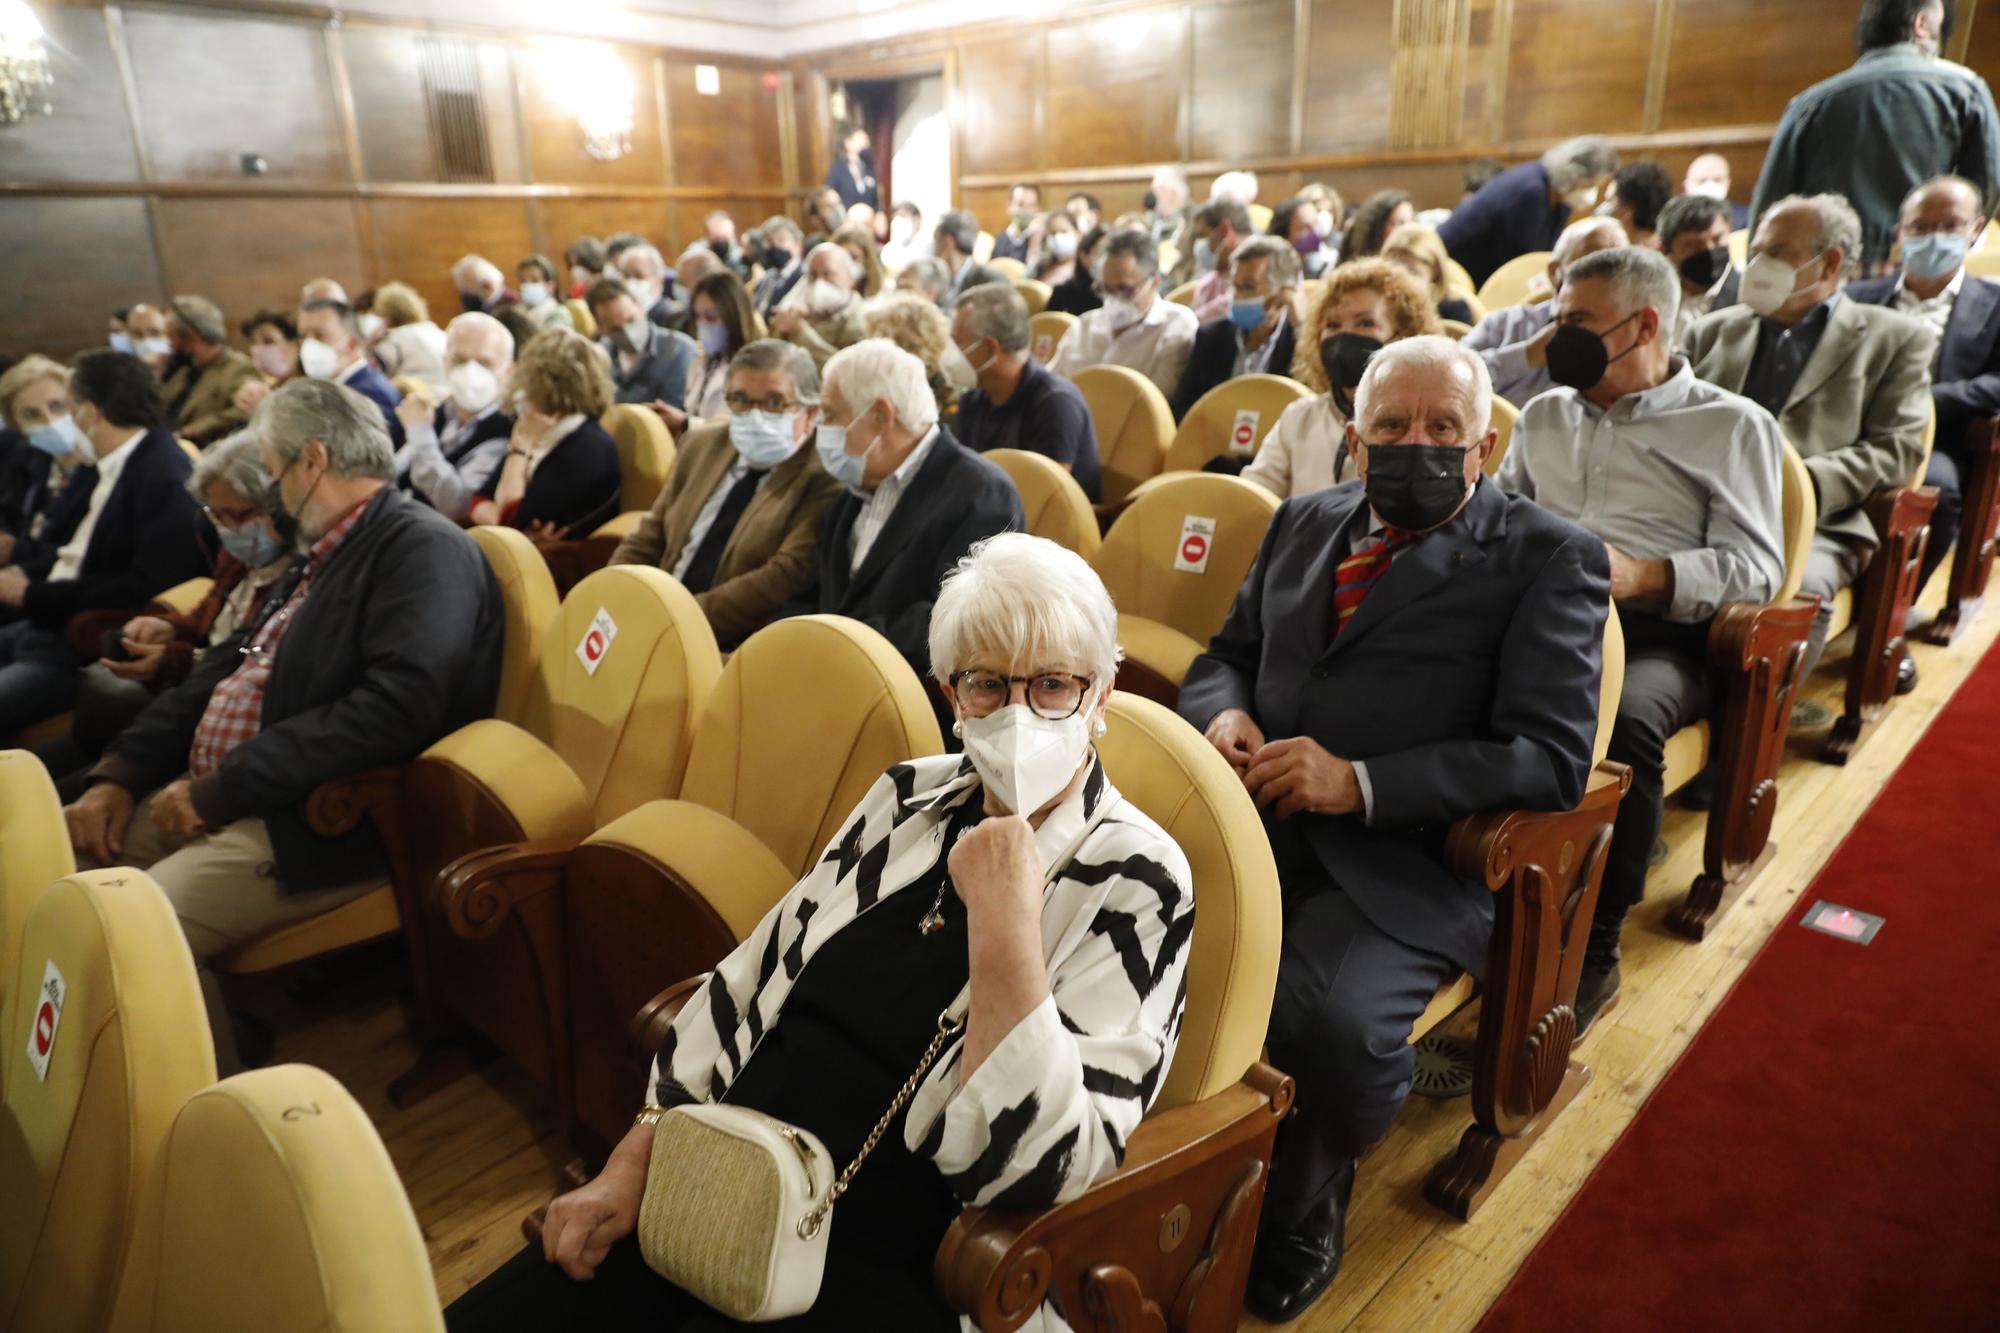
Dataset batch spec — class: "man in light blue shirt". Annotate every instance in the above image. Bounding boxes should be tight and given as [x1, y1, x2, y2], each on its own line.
[1462, 216, 1627, 407]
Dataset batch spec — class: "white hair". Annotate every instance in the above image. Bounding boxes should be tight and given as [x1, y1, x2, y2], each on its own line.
[1351, 335, 1493, 442]
[444, 310, 513, 365]
[928, 533, 1121, 686]
[676, 247, 722, 282]
[450, 254, 503, 291]
[618, 244, 667, 279]
[823, 337, 938, 433]
[1211, 170, 1260, 204]
[807, 242, 858, 284]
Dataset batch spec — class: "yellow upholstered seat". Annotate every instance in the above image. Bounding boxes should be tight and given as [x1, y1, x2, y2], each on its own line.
[1029, 309, 1077, 364]
[175, 439, 200, 465]
[0, 870, 215, 1333]
[974, 230, 996, 263]
[1476, 251, 1553, 310]
[1164, 373, 1310, 473]
[1165, 280, 1199, 308]
[0, 751, 73, 1069]
[987, 255, 1027, 280]
[602, 403, 676, 515]
[1484, 396, 1520, 476]
[565, 297, 597, 338]
[1440, 318, 1474, 340]
[108, 1065, 442, 1333]
[390, 375, 429, 402]
[1013, 276, 1051, 315]
[151, 577, 213, 617]
[1728, 228, 1749, 265]
[985, 448, 1101, 560]
[1247, 202, 1274, 234]
[1074, 364, 1175, 505]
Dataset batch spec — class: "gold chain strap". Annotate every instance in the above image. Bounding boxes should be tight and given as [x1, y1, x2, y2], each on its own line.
[796, 1006, 966, 1240]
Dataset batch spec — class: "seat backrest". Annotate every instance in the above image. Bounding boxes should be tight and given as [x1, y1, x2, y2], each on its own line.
[0, 870, 215, 1333]
[1475, 250, 1553, 310]
[471, 526, 562, 726]
[974, 230, 996, 262]
[1029, 310, 1077, 364]
[390, 375, 428, 401]
[1092, 472, 1280, 646]
[108, 1065, 443, 1333]
[1777, 441, 1816, 604]
[1074, 364, 1175, 505]
[1247, 201, 1274, 233]
[988, 255, 1027, 280]
[1484, 395, 1520, 476]
[1096, 693, 1279, 1110]
[601, 403, 676, 514]
[985, 448, 1102, 560]
[1165, 281, 1198, 307]
[152, 577, 214, 616]
[678, 615, 943, 876]
[518, 566, 722, 827]
[1728, 227, 1749, 264]
[566, 297, 597, 338]
[1013, 277, 1051, 315]
[1916, 396, 1936, 479]
[1595, 601, 1625, 767]
[1164, 373, 1310, 473]
[0, 750, 73, 1087]
[176, 439, 200, 465]
[1439, 318, 1473, 340]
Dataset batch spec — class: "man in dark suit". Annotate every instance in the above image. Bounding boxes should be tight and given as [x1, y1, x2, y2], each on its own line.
[1848, 174, 2000, 590]
[1439, 135, 1619, 286]
[586, 279, 699, 412]
[298, 299, 404, 448]
[1169, 236, 1305, 422]
[784, 338, 1022, 728]
[825, 127, 880, 213]
[0, 350, 210, 736]
[753, 217, 808, 319]
[932, 210, 1009, 311]
[1179, 336, 1608, 1322]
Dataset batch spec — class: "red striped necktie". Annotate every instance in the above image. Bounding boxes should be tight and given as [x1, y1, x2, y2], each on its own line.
[1332, 527, 1412, 635]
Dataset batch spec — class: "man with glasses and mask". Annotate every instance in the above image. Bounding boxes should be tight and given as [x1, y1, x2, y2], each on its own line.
[1657, 192, 1744, 340]
[609, 340, 842, 649]
[1463, 215, 1628, 407]
[951, 282, 1101, 500]
[1848, 175, 2000, 597]
[1179, 337, 1608, 1324]
[63, 377, 503, 1072]
[391, 311, 517, 521]
[1170, 235, 1305, 423]
[1685, 192, 1936, 688]
[1500, 246, 1786, 1032]
[1048, 228, 1199, 397]
[586, 276, 699, 413]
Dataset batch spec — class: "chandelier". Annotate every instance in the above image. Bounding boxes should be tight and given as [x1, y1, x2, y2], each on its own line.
[543, 40, 633, 163]
[0, 0, 52, 128]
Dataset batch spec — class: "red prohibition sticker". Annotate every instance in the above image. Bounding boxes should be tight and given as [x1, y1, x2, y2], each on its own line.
[576, 608, 619, 676]
[1174, 516, 1217, 574]
[25, 959, 65, 1081]
[1229, 408, 1261, 455]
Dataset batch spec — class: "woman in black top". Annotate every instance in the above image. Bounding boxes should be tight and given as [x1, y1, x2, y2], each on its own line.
[469, 327, 621, 541]
[1043, 225, 1106, 317]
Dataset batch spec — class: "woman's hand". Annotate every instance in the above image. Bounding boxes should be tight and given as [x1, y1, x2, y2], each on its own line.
[948, 815, 1042, 916]
[512, 409, 558, 453]
[233, 380, 272, 416]
[102, 637, 167, 682]
[122, 615, 175, 647]
[543, 1122, 654, 1281]
[952, 814, 1053, 1084]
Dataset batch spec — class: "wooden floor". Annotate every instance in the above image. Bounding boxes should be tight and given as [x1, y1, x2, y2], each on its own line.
[260, 575, 2000, 1328]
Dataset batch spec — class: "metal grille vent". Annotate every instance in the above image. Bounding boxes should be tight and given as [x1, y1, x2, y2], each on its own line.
[418, 37, 492, 183]
[1389, 0, 1471, 150]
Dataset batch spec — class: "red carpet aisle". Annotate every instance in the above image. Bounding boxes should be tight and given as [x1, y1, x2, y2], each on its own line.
[1477, 643, 2000, 1332]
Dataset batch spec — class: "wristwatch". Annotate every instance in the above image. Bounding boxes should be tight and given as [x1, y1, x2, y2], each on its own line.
[634, 1104, 670, 1127]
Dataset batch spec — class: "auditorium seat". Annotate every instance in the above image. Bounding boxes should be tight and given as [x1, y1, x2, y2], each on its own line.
[1091, 472, 1279, 703]
[1163, 372, 1309, 472]
[175, 439, 200, 465]
[1440, 318, 1474, 339]
[974, 230, 996, 263]
[1073, 364, 1174, 506]
[441, 614, 940, 1157]
[537, 404, 676, 593]
[0, 870, 215, 1333]
[985, 447, 1102, 560]
[151, 576, 214, 616]
[390, 375, 428, 401]
[1922, 415, 2000, 643]
[1012, 275, 1051, 314]
[1028, 309, 1076, 363]
[108, 1065, 442, 1333]
[0, 751, 73, 1060]
[1484, 395, 1520, 476]
[1729, 227, 1750, 265]
[1166, 280, 1199, 307]
[565, 297, 597, 338]
[987, 255, 1027, 280]
[1475, 250, 1554, 310]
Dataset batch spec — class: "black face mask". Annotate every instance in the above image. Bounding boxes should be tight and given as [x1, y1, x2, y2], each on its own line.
[458, 291, 486, 313]
[1678, 245, 1732, 291]
[1141, 190, 1159, 212]
[1545, 311, 1644, 391]
[1363, 444, 1470, 533]
[1321, 332, 1383, 418]
[763, 245, 793, 271]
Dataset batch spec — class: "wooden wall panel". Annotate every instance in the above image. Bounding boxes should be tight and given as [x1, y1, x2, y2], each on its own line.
[1189, 0, 1293, 163]
[953, 35, 1042, 178]
[122, 9, 349, 182]
[340, 26, 435, 184]
[0, 198, 161, 360]
[958, 185, 1014, 236]
[666, 61, 786, 191]
[1661, 0, 1855, 131]
[365, 199, 537, 321]
[3, 7, 142, 182]
[1502, 0, 1654, 142]
[517, 42, 667, 187]
[535, 197, 677, 260]
[478, 42, 528, 185]
[1966, 8, 2000, 90]
[1045, 9, 1186, 170]
[1301, 0, 1395, 155]
[154, 198, 366, 335]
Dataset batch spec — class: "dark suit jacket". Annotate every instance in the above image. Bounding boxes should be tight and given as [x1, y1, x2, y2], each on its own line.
[94, 487, 503, 894]
[0, 446, 93, 578]
[607, 324, 699, 409]
[1437, 160, 1569, 288]
[825, 155, 880, 212]
[1178, 478, 1609, 976]
[1847, 271, 2000, 452]
[758, 263, 806, 318]
[343, 364, 406, 449]
[399, 405, 514, 512]
[478, 419, 622, 540]
[21, 428, 210, 629]
[1170, 317, 1300, 421]
[785, 428, 1023, 705]
[946, 259, 1011, 310]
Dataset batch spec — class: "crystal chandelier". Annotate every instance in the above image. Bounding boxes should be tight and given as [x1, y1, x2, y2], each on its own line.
[0, 1, 52, 129]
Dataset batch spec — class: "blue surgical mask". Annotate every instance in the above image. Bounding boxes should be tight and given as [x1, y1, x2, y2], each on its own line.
[1903, 231, 1970, 280]
[729, 409, 799, 468]
[698, 320, 729, 359]
[815, 423, 867, 490]
[1228, 299, 1267, 331]
[108, 332, 133, 355]
[26, 415, 81, 458]
[217, 521, 285, 569]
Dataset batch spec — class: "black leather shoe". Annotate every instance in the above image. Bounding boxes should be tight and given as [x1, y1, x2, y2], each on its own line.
[1895, 654, 1919, 696]
[1574, 961, 1621, 1041]
[1246, 1159, 1355, 1323]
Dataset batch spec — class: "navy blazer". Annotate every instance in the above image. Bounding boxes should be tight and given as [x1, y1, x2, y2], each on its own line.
[786, 428, 1023, 703]
[340, 364, 406, 449]
[1847, 271, 2000, 449]
[21, 428, 210, 629]
[1437, 160, 1571, 288]
[758, 263, 805, 318]
[1178, 478, 1609, 975]
[607, 324, 699, 410]
[1170, 316, 1300, 421]
[0, 442, 94, 578]
[477, 418, 622, 540]
[825, 155, 880, 212]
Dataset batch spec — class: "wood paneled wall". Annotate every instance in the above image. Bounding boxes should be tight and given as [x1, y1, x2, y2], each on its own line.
[0, 2, 793, 359]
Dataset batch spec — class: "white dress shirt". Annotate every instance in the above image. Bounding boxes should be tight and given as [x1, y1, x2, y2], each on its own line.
[1233, 311, 1290, 378]
[1240, 393, 1351, 499]
[397, 404, 506, 520]
[849, 425, 939, 573]
[1893, 266, 1963, 340]
[1498, 359, 1787, 623]
[1462, 301, 1556, 407]
[1048, 295, 1201, 397]
[50, 429, 145, 580]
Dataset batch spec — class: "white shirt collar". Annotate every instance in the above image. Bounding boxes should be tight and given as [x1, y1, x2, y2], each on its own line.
[92, 429, 147, 476]
[1895, 266, 1965, 305]
[335, 358, 368, 385]
[885, 424, 940, 489]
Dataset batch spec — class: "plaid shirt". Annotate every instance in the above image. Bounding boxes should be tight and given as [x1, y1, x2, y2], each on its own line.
[187, 501, 369, 779]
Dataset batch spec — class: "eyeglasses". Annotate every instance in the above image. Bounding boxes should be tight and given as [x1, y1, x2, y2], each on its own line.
[725, 392, 803, 415]
[948, 671, 1094, 720]
[202, 503, 260, 529]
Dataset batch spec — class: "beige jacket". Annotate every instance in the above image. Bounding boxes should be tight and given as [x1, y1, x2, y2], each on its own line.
[164, 347, 261, 446]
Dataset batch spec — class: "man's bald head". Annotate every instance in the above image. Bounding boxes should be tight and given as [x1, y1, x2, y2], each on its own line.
[444, 311, 513, 375]
[1550, 216, 1631, 291]
[1900, 175, 1983, 228]
[676, 248, 723, 288]
[300, 277, 348, 306]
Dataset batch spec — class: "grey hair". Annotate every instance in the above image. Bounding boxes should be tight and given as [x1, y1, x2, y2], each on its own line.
[186, 428, 273, 507]
[928, 533, 1121, 685]
[1541, 135, 1619, 192]
[1769, 192, 1864, 277]
[1210, 170, 1259, 204]
[1351, 335, 1494, 443]
[934, 210, 980, 257]
[728, 337, 821, 405]
[1103, 227, 1161, 278]
[807, 242, 857, 283]
[758, 215, 804, 246]
[675, 247, 722, 282]
[823, 337, 939, 433]
[450, 254, 504, 291]
[168, 295, 227, 345]
[955, 281, 1032, 353]
[1565, 245, 1681, 336]
[1232, 235, 1302, 288]
[252, 378, 394, 480]
[904, 256, 950, 297]
[619, 244, 667, 279]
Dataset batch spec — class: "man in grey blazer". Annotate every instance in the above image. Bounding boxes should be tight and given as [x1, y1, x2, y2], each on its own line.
[1685, 192, 1938, 683]
[1179, 337, 1609, 1322]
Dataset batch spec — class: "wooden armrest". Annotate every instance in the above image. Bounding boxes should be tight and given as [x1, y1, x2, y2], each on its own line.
[1865, 482, 1939, 539]
[304, 766, 406, 838]
[629, 975, 706, 1063]
[434, 837, 581, 940]
[1442, 761, 1632, 889]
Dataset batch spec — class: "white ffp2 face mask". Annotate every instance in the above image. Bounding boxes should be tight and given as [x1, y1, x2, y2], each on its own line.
[959, 704, 1092, 817]
[1739, 251, 1818, 317]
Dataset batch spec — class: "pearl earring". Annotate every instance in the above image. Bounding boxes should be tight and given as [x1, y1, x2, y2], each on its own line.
[1093, 721, 1108, 737]
[951, 720, 963, 738]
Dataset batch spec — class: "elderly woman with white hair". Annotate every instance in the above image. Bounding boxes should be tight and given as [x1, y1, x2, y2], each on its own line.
[445, 533, 1194, 1332]
[450, 253, 515, 314]
[769, 242, 868, 368]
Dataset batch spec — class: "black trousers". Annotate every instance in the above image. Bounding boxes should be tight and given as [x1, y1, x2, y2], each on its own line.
[1587, 613, 1712, 965]
[1260, 881, 1458, 1233]
[1919, 445, 1964, 591]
